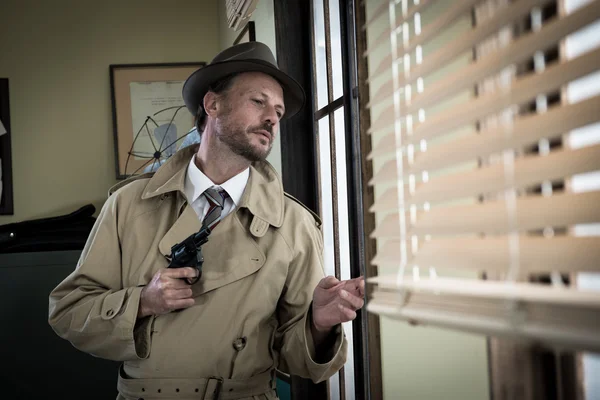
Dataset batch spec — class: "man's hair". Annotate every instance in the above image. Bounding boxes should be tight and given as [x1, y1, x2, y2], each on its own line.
[196, 73, 239, 131]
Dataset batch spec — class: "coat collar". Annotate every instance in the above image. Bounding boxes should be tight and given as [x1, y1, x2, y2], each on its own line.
[141, 144, 284, 228]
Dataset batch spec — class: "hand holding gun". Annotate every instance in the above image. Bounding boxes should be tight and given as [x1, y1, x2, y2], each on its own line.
[137, 226, 212, 318]
[167, 226, 211, 284]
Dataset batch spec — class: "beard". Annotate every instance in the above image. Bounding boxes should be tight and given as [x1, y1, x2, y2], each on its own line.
[215, 112, 273, 162]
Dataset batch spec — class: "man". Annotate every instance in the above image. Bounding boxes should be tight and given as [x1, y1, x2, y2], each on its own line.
[48, 41, 365, 400]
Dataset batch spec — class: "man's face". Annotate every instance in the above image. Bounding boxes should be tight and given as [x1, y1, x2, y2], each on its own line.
[212, 72, 285, 162]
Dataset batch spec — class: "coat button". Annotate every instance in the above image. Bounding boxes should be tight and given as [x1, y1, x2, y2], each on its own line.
[106, 309, 114, 317]
[232, 337, 247, 351]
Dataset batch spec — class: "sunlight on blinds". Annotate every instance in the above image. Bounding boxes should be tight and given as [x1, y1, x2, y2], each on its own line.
[363, 0, 600, 353]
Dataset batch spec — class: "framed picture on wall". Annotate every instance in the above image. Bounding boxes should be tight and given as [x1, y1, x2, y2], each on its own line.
[0, 78, 14, 215]
[109, 62, 206, 179]
[234, 21, 256, 45]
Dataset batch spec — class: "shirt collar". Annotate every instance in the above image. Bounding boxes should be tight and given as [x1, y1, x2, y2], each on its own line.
[184, 156, 249, 206]
[140, 145, 285, 228]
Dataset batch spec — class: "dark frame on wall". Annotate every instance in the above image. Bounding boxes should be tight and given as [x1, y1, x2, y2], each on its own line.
[109, 62, 206, 179]
[275, 1, 319, 214]
[341, 1, 382, 398]
[234, 21, 256, 45]
[275, 0, 382, 398]
[274, 0, 326, 398]
[0, 78, 14, 215]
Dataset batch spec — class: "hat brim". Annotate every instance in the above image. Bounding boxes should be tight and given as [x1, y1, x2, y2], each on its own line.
[182, 59, 305, 121]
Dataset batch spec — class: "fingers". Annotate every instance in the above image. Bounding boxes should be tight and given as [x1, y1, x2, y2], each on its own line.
[357, 279, 365, 297]
[338, 304, 357, 321]
[166, 298, 195, 310]
[165, 287, 193, 300]
[318, 275, 340, 290]
[340, 289, 364, 310]
[163, 288, 194, 312]
[164, 267, 198, 280]
[170, 278, 194, 290]
[342, 276, 365, 297]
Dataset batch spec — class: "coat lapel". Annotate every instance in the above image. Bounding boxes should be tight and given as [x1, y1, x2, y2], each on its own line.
[190, 213, 266, 297]
[146, 144, 287, 296]
[157, 204, 201, 258]
[238, 162, 284, 228]
[156, 202, 266, 298]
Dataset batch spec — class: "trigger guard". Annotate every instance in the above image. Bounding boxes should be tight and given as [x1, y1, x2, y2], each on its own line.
[186, 267, 202, 285]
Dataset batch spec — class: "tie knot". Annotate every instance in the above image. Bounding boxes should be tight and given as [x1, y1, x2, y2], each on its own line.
[203, 186, 228, 208]
[201, 187, 228, 230]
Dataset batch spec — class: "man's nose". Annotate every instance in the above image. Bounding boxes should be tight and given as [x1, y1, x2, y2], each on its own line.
[263, 106, 279, 126]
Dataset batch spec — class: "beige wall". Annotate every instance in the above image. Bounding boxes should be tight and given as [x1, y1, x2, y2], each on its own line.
[0, 0, 220, 224]
[217, 0, 282, 175]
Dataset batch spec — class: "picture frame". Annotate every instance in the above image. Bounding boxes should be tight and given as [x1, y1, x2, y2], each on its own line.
[0, 78, 13, 215]
[234, 21, 256, 45]
[109, 62, 206, 179]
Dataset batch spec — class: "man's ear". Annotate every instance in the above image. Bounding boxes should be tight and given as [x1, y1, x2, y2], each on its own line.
[203, 91, 219, 119]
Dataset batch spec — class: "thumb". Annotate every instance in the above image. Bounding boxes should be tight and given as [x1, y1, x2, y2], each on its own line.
[318, 275, 340, 290]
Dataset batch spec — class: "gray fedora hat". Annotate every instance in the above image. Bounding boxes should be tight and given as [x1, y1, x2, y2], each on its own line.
[182, 41, 305, 120]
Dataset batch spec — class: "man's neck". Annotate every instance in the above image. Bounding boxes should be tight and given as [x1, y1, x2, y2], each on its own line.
[194, 133, 251, 185]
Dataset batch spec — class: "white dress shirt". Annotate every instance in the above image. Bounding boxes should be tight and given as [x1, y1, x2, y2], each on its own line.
[184, 156, 250, 222]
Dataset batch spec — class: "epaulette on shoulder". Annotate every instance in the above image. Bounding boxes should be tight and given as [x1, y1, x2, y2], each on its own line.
[284, 192, 322, 228]
[108, 172, 155, 196]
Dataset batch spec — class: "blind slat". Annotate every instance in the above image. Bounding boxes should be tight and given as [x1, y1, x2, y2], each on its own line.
[372, 236, 600, 274]
[369, 0, 555, 100]
[401, 0, 600, 115]
[368, 289, 600, 352]
[363, 0, 390, 31]
[411, 46, 600, 142]
[364, 0, 433, 34]
[371, 191, 600, 237]
[363, 0, 600, 354]
[368, 132, 396, 159]
[412, 144, 600, 204]
[368, 46, 600, 137]
[368, 95, 600, 163]
[365, 1, 435, 58]
[371, 276, 600, 308]
[416, 96, 599, 171]
[371, 143, 600, 207]
[367, 0, 482, 83]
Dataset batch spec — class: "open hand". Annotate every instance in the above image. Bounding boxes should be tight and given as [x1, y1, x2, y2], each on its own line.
[312, 276, 365, 333]
[138, 267, 198, 318]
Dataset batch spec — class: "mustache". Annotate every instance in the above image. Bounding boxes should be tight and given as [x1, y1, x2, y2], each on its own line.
[248, 123, 273, 136]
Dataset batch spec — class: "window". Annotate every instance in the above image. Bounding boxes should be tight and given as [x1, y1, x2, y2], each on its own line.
[310, 0, 367, 398]
[359, 0, 600, 399]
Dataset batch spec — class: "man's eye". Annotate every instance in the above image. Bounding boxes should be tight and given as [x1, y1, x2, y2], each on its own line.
[253, 99, 263, 105]
[276, 112, 282, 119]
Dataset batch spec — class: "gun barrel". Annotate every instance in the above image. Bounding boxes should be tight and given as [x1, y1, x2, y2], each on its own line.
[193, 226, 211, 245]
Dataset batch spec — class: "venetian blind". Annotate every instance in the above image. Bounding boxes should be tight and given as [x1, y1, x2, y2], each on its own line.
[225, 0, 259, 30]
[363, 0, 600, 353]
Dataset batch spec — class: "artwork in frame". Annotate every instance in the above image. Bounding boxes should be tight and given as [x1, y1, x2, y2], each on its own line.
[109, 62, 206, 179]
[0, 78, 13, 215]
[234, 21, 256, 45]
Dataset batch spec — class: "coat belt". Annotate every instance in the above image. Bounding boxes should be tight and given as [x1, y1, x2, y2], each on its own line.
[117, 366, 276, 400]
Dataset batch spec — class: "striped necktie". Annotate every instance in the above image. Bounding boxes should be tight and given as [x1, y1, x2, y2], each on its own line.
[202, 187, 228, 230]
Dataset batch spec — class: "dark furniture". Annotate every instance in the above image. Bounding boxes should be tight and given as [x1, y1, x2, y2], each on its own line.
[0, 250, 120, 399]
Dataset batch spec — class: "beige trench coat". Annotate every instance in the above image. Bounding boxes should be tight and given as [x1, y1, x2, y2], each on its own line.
[48, 145, 347, 399]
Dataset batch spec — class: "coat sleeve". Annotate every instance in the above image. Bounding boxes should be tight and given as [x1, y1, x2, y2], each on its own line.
[48, 190, 153, 361]
[274, 207, 347, 383]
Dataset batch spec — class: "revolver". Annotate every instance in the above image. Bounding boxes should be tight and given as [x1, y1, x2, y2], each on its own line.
[167, 225, 211, 284]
